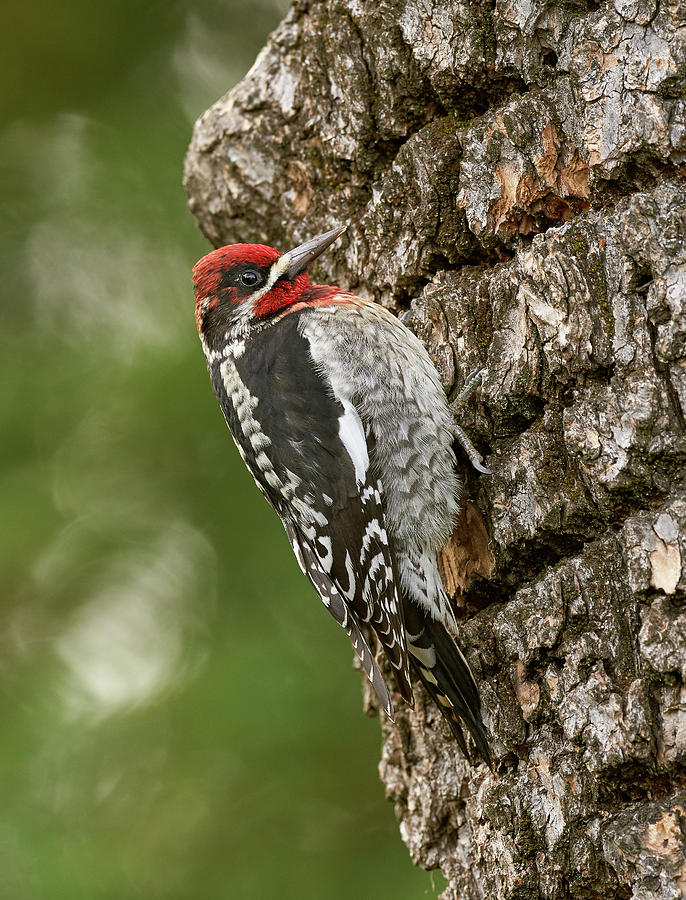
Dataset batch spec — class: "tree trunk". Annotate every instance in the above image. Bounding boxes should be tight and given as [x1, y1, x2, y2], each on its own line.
[184, 0, 686, 896]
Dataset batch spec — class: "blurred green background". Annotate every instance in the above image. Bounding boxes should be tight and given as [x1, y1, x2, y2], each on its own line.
[0, 1, 440, 897]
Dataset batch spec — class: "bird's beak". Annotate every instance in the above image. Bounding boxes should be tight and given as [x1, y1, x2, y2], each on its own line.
[284, 225, 347, 280]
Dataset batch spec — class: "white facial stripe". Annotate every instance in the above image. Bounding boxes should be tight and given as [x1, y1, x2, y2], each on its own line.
[338, 399, 369, 485]
[270, 252, 293, 281]
[245, 252, 293, 314]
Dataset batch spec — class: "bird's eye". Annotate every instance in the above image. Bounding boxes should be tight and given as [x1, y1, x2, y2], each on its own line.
[240, 270, 260, 286]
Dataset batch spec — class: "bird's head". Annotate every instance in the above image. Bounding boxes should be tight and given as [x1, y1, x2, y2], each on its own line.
[193, 225, 346, 338]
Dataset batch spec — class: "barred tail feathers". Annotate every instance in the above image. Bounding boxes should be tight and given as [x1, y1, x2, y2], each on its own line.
[405, 602, 491, 765]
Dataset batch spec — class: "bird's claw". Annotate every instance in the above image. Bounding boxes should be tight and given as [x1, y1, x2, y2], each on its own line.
[451, 368, 491, 476]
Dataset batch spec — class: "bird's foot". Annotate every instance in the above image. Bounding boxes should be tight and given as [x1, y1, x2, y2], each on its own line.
[450, 368, 491, 475]
[451, 367, 487, 413]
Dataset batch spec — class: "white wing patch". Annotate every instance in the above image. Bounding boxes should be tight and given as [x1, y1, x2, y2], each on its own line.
[338, 399, 369, 486]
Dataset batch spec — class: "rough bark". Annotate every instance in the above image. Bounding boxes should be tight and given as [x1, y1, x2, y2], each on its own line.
[184, 0, 686, 896]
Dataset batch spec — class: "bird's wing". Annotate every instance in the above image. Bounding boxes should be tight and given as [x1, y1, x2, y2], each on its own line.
[283, 519, 394, 718]
[211, 311, 412, 712]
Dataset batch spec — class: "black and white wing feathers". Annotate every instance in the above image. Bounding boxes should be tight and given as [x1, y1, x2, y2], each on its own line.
[284, 519, 393, 718]
[210, 312, 412, 714]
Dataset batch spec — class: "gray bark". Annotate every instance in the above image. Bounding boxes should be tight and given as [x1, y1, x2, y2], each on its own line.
[184, 0, 686, 896]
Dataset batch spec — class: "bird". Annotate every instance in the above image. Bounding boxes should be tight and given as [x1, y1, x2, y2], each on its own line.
[193, 225, 491, 764]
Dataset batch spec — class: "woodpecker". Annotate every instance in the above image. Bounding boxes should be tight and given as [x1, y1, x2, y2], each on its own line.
[193, 226, 491, 764]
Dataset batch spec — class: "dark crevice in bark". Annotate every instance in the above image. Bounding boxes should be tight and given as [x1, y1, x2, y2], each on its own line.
[473, 469, 686, 613]
[391, 245, 509, 312]
[595, 767, 686, 808]
[542, 48, 559, 68]
[592, 158, 684, 210]
[647, 318, 686, 433]
[447, 72, 531, 119]
[460, 576, 512, 612]
[482, 532, 589, 593]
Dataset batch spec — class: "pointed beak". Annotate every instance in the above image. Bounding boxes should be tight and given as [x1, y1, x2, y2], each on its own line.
[284, 225, 347, 280]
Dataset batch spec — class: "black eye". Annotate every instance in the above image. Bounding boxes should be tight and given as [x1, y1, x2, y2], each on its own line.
[240, 270, 259, 286]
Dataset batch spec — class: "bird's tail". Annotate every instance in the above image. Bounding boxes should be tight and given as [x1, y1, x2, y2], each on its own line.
[404, 600, 491, 766]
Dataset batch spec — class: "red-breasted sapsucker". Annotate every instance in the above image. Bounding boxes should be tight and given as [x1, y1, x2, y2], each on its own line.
[193, 226, 491, 764]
